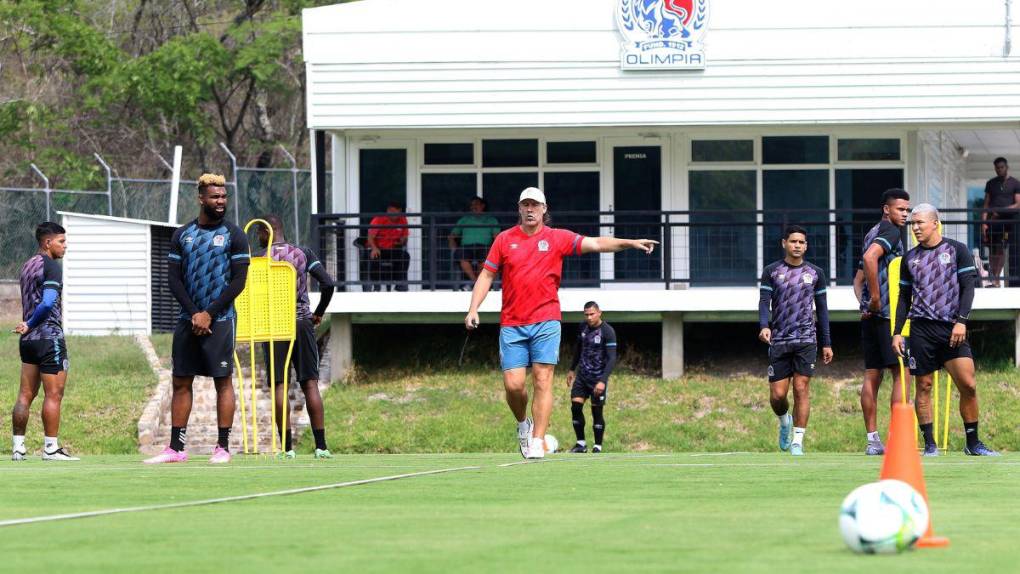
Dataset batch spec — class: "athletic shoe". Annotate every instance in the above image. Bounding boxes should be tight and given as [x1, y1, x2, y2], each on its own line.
[922, 443, 939, 457]
[592, 445, 602, 453]
[526, 437, 545, 459]
[569, 443, 587, 453]
[11, 449, 27, 462]
[314, 449, 333, 459]
[963, 442, 1001, 456]
[790, 443, 804, 456]
[209, 445, 232, 464]
[517, 418, 533, 459]
[778, 413, 793, 451]
[144, 446, 188, 464]
[41, 447, 80, 461]
[277, 450, 296, 460]
[865, 441, 885, 456]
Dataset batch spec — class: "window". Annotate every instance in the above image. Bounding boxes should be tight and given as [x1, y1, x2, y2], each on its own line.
[482, 139, 538, 168]
[763, 136, 828, 164]
[424, 143, 473, 165]
[688, 170, 757, 285]
[691, 139, 753, 162]
[547, 141, 597, 164]
[837, 139, 901, 161]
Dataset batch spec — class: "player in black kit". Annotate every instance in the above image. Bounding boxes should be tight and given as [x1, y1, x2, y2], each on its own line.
[566, 301, 617, 453]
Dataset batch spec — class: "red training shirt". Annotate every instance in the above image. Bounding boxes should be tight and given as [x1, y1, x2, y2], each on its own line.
[483, 225, 585, 326]
[368, 215, 409, 249]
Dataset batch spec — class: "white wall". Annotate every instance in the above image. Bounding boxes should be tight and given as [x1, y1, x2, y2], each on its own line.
[304, 0, 1020, 129]
[61, 214, 153, 335]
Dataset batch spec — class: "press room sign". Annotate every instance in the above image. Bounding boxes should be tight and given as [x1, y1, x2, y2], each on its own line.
[617, 0, 709, 70]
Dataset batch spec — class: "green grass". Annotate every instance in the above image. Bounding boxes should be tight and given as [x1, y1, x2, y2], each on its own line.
[1, 333, 155, 454]
[0, 453, 1016, 573]
[318, 367, 1020, 454]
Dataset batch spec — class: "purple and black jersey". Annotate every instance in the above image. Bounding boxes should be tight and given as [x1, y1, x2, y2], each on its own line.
[895, 238, 976, 329]
[569, 321, 618, 384]
[263, 243, 335, 320]
[858, 220, 904, 318]
[759, 260, 831, 346]
[168, 219, 250, 321]
[19, 254, 63, 341]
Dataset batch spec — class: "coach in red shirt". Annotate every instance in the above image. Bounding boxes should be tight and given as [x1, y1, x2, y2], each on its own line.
[366, 202, 410, 291]
[464, 187, 657, 459]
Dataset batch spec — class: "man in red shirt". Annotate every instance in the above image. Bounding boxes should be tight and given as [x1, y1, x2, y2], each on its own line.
[366, 202, 410, 291]
[464, 187, 657, 459]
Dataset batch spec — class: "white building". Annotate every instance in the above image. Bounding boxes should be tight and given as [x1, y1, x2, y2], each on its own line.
[302, 0, 1020, 377]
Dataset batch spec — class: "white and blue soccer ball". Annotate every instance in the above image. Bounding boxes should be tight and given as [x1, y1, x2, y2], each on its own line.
[839, 479, 929, 554]
[543, 434, 559, 454]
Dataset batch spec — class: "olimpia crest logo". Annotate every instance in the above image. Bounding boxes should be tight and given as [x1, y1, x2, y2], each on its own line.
[617, 0, 709, 70]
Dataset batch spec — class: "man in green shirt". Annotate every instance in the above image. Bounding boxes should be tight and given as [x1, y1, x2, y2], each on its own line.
[449, 197, 500, 283]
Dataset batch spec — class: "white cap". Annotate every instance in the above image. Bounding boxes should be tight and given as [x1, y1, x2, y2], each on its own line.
[518, 187, 546, 204]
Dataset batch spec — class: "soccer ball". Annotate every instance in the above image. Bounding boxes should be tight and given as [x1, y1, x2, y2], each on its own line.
[543, 434, 559, 453]
[839, 479, 929, 554]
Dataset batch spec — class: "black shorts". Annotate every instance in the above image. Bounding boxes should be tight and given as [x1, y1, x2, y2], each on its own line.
[261, 319, 320, 385]
[767, 342, 816, 382]
[861, 315, 898, 370]
[172, 318, 236, 378]
[19, 338, 69, 374]
[455, 245, 488, 263]
[983, 219, 1011, 247]
[906, 319, 972, 376]
[570, 375, 607, 406]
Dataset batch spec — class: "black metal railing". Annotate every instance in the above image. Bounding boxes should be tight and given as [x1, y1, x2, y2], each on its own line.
[311, 208, 1020, 291]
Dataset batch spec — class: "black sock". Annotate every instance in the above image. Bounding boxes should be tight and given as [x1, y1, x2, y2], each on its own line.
[170, 426, 187, 452]
[285, 430, 293, 452]
[313, 428, 327, 451]
[217, 427, 231, 450]
[919, 423, 935, 447]
[964, 421, 979, 447]
[592, 405, 605, 446]
[571, 402, 586, 442]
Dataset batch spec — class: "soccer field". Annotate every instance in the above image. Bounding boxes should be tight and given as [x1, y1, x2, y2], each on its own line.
[2, 453, 1016, 573]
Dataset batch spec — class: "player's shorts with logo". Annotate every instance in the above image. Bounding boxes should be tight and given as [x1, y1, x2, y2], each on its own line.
[767, 342, 816, 382]
[261, 318, 319, 385]
[19, 338, 69, 374]
[861, 315, 898, 369]
[172, 318, 236, 378]
[570, 374, 607, 405]
[906, 318, 972, 376]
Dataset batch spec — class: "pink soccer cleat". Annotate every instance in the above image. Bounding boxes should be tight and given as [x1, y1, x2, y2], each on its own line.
[143, 447, 188, 464]
[209, 445, 232, 464]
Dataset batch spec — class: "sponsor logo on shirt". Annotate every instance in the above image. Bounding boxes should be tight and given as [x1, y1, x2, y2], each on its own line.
[538, 240, 549, 252]
[939, 252, 951, 265]
[511, 243, 519, 250]
[184, 236, 194, 244]
[213, 235, 226, 247]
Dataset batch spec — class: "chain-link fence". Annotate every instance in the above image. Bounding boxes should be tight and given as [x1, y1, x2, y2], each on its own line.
[0, 145, 329, 281]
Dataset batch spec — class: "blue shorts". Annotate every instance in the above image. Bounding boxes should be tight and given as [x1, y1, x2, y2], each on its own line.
[499, 320, 561, 370]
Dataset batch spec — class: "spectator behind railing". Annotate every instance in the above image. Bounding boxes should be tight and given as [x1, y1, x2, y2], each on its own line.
[366, 202, 410, 291]
[448, 197, 500, 289]
[981, 157, 1020, 287]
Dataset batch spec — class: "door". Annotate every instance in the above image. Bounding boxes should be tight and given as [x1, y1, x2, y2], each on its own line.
[611, 144, 663, 281]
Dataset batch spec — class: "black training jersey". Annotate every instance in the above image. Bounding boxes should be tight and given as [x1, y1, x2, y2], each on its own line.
[859, 220, 904, 318]
[19, 254, 63, 341]
[900, 238, 977, 324]
[168, 219, 250, 321]
[576, 321, 617, 383]
[759, 260, 830, 346]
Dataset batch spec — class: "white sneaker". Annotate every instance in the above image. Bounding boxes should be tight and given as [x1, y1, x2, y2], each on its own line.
[11, 449, 27, 461]
[517, 418, 533, 458]
[42, 447, 80, 461]
[526, 436, 546, 459]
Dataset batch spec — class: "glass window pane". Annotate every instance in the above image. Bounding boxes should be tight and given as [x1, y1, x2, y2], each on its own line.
[482, 139, 538, 168]
[691, 140, 753, 162]
[482, 172, 539, 227]
[421, 173, 479, 288]
[835, 168, 905, 284]
[545, 171, 599, 285]
[613, 146, 662, 280]
[689, 171, 757, 285]
[547, 141, 597, 164]
[762, 136, 828, 164]
[424, 143, 473, 165]
[837, 139, 901, 161]
[762, 170, 830, 274]
[359, 149, 406, 219]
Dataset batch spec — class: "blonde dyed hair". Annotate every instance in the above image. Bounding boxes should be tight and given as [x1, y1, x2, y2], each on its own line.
[197, 173, 227, 193]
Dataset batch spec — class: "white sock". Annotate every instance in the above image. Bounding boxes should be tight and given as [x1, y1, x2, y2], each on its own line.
[13, 435, 25, 452]
[44, 436, 58, 452]
[867, 431, 880, 442]
[576, 440, 586, 447]
[792, 427, 806, 447]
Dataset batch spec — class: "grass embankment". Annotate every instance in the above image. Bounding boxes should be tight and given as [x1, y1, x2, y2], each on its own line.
[1, 331, 155, 454]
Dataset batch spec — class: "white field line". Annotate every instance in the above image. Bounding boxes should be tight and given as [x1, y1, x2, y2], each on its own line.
[0, 465, 479, 528]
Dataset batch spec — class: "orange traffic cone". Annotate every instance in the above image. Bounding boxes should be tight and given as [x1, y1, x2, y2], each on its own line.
[880, 402, 950, 547]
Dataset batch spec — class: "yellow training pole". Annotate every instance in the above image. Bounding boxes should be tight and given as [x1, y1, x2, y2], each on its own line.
[942, 374, 953, 450]
[282, 340, 294, 452]
[932, 370, 940, 445]
[234, 354, 249, 454]
[269, 339, 278, 454]
[248, 340, 258, 453]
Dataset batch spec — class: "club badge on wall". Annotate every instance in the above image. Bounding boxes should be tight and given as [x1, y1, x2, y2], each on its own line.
[617, 0, 709, 70]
